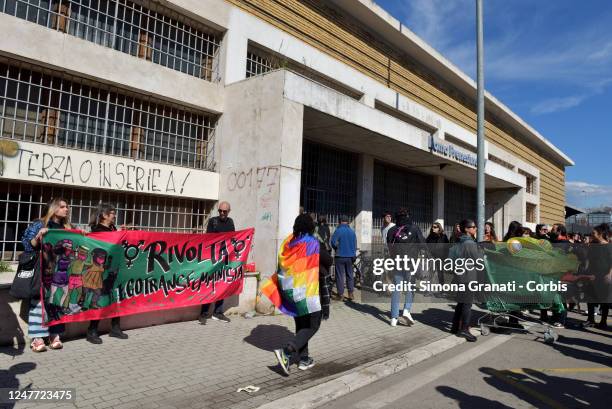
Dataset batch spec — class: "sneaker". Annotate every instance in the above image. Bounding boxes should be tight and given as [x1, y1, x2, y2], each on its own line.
[211, 313, 231, 323]
[274, 349, 291, 375]
[198, 315, 208, 325]
[86, 330, 102, 345]
[390, 318, 398, 327]
[582, 320, 595, 328]
[397, 316, 411, 326]
[298, 357, 315, 371]
[456, 330, 477, 342]
[551, 322, 565, 329]
[402, 310, 415, 325]
[109, 327, 128, 339]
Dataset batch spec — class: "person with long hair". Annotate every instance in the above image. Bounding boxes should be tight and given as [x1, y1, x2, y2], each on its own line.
[503, 221, 523, 242]
[426, 220, 449, 286]
[483, 222, 498, 243]
[535, 224, 550, 241]
[273, 214, 326, 374]
[86, 203, 128, 344]
[21, 198, 72, 352]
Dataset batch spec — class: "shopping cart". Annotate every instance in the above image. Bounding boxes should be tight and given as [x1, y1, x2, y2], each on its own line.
[477, 257, 569, 344]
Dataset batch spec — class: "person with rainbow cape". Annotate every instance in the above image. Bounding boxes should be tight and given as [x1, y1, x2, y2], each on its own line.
[261, 213, 331, 375]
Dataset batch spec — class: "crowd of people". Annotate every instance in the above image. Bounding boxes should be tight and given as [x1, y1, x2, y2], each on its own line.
[17, 198, 611, 377]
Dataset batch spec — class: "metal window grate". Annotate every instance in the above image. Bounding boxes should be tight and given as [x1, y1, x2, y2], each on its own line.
[373, 161, 433, 234]
[0, 0, 221, 80]
[0, 181, 213, 261]
[518, 169, 537, 195]
[246, 50, 277, 78]
[444, 181, 476, 227]
[300, 141, 357, 217]
[0, 58, 216, 169]
[526, 202, 536, 223]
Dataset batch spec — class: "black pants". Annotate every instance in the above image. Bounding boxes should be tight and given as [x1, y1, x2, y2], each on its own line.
[287, 311, 322, 363]
[588, 303, 610, 323]
[89, 317, 120, 331]
[201, 300, 224, 316]
[452, 303, 472, 331]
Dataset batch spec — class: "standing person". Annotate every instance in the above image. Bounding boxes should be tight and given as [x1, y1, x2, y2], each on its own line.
[315, 215, 331, 252]
[331, 215, 357, 301]
[450, 219, 482, 342]
[583, 224, 612, 329]
[199, 201, 235, 325]
[503, 221, 523, 242]
[273, 214, 326, 374]
[21, 198, 71, 352]
[483, 222, 498, 243]
[381, 211, 395, 245]
[541, 225, 571, 327]
[86, 204, 128, 344]
[386, 208, 426, 326]
[535, 224, 550, 241]
[426, 220, 449, 286]
[522, 227, 534, 238]
[449, 223, 462, 244]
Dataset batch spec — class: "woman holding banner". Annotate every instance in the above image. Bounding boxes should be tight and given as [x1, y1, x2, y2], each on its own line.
[86, 204, 128, 344]
[22, 198, 72, 352]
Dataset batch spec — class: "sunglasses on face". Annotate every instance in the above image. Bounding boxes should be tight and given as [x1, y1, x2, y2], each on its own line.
[218, 209, 229, 214]
[467, 225, 477, 229]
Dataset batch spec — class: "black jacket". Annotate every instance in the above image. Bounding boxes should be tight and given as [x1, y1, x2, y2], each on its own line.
[319, 245, 333, 319]
[426, 232, 450, 260]
[206, 216, 235, 233]
[451, 234, 485, 303]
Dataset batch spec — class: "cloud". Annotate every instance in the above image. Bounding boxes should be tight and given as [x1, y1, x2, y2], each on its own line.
[566, 181, 612, 207]
[530, 95, 587, 115]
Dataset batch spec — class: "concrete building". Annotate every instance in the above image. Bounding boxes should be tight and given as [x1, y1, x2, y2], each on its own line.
[0, 0, 573, 279]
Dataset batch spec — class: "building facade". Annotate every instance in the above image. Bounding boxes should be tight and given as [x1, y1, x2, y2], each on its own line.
[0, 0, 573, 277]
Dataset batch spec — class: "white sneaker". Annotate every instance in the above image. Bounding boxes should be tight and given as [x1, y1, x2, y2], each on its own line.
[390, 318, 398, 327]
[403, 310, 415, 324]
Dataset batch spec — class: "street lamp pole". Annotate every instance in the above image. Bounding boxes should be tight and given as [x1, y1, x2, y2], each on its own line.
[476, 0, 485, 241]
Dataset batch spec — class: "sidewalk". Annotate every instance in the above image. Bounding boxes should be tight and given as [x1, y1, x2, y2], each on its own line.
[1, 295, 461, 409]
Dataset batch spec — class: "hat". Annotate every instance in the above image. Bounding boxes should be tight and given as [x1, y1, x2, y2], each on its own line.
[434, 219, 444, 229]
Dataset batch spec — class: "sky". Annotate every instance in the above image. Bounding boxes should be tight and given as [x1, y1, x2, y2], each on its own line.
[376, 0, 612, 209]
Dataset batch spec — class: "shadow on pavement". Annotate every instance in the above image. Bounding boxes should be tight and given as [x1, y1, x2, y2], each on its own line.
[481, 366, 610, 409]
[341, 300, 389, 325]
[243, 324, 294, 352]
[0, 362, 36, 409]
[436, 385, 514, 409]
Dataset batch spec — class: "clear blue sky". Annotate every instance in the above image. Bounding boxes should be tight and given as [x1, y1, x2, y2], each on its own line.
[376, 0, 612, 209]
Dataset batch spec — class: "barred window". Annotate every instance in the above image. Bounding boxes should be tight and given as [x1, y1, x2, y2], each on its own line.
[0, 181, 213, 261]
[526, 202, 537, 223]
[0, 0, 221, 80]
[0, 59, 216, 169]
[445, 181, 476, 226]
[246, 49, 277, 78]
[518, 169, 537, 195]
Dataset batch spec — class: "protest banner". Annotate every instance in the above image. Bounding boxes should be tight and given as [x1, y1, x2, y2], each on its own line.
[41, 228, 254, 325]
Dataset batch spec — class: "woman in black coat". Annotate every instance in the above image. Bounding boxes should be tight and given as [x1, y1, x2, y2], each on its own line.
[426, 221, 449, 285]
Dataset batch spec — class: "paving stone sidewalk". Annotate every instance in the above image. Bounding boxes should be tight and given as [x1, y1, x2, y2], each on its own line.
[1, 296, 460, 409]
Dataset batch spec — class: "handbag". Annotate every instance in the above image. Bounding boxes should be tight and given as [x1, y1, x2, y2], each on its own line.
[9, 251, 42, 299]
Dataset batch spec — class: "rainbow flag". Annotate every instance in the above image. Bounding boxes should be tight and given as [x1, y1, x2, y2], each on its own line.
[261, 234, 320, 317]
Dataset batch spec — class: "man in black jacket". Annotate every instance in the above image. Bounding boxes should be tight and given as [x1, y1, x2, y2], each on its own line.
[200, 201, 235, 325]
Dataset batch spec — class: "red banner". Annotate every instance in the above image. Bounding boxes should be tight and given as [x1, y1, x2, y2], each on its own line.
[41, 229, 254, 325]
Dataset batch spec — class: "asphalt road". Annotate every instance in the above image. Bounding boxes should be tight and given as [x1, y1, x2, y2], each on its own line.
[326, 313, 612, 409]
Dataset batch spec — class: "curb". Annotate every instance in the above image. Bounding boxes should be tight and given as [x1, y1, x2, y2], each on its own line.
[258, 334, 467, 409]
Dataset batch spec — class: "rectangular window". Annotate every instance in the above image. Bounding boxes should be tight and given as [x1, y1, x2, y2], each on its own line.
[0, 58, 216, 169]
[1, 0, 221, 80]
[0, 181, 213, 261]
[518, 169, 537, 194]
[488, 154, 515, 171]
[526, 202, 537, 223]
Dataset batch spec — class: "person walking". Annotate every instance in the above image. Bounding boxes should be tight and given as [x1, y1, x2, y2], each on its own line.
[450, 219, 482, 342]
[426, 220, 449, 286]
[86, 204, 128, 344]
[330, 215, 357, 301]
[386, 208, 426, 326]
[273, 214, 327, 374]
[199, 201, 234, 325]
[21, 198, 71, 352]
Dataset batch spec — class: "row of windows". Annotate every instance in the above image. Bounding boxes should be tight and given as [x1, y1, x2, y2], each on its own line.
[0, 0, 220, 80]
[0, 181, 213, 261]
[0, 59, 216, 169]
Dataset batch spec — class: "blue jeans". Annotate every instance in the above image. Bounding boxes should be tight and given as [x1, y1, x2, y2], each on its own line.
[391, 272, 414, 319]
[335, 257, 354, 296]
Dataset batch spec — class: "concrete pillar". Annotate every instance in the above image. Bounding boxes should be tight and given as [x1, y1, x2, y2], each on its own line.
[354, 154, 374, 245]
[217, 71, 303, 281]
[433, 175, 445, 227]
